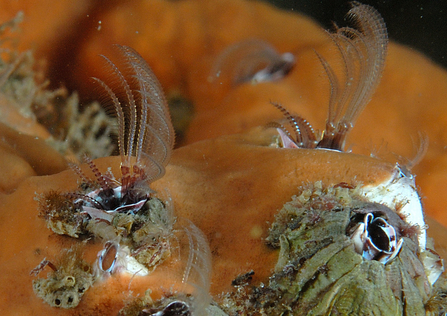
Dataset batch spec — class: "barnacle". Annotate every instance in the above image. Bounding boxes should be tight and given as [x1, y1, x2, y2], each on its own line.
[90, 198, 175, 274]
[40, 46, 177, 270]
[118, 220, 213, 315]
[221, 182, 445, 315]
[74, 45, 176, 255]
[268, 4, 430, 251]
[209, 38, 295, 86]
[272, 3, 387, 151]
[65, 44, 175, 230]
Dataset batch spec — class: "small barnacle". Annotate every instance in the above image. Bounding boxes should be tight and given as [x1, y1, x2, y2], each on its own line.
[271, 3, 387, 151]
[118, 220, 213, 316]
[93, 200, 175, 277]
[31, 244, 94, 309]
[209, 38, 295, 86]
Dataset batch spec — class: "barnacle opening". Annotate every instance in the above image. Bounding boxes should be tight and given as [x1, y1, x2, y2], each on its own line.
[349, 212, 404, 263]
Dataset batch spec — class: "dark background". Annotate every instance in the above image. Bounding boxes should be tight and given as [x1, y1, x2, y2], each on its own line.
[267, 0, 447, 68]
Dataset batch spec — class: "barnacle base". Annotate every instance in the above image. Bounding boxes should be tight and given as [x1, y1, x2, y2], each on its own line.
[220, 182, 447, 315]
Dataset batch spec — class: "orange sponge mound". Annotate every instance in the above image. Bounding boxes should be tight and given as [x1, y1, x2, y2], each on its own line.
[0, 122, 67, 193]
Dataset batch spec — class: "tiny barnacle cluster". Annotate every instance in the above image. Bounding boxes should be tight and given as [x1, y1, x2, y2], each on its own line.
[30, 244, 93, 309]
[33, 45, 212, 312]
